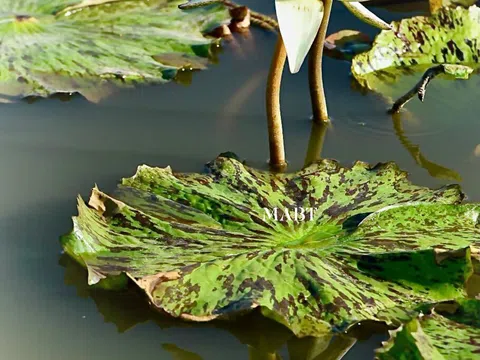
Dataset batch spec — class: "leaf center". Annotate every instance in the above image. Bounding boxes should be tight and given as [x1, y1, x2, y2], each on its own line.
[280, 224, 344, 249]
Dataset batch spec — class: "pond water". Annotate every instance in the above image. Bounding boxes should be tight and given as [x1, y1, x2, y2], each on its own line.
[1, 1, 479, 359]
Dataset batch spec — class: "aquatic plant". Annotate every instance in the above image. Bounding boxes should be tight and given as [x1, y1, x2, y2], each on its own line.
[376, 299, 480, 359]
[268, 0, 392, 167]
[62, 153, 480, 338]
[181, 0, 391, 168]
[0, 0, 231, 102]
[352, 5, 480, 112]
[56, 2, 480, 356]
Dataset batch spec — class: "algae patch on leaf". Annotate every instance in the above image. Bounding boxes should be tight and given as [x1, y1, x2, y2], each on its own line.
[0, 0, 230, 101]
[62, 154, 480, 337]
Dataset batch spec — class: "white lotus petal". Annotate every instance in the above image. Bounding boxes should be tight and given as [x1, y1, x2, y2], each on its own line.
[275, 0, 323, 74]
[341, 1, 391, 30]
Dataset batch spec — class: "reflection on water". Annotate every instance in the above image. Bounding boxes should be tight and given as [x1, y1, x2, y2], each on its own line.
[0, 1, 479, 359]
[60, 256, 378, 360]
[391, 113, 462, 181]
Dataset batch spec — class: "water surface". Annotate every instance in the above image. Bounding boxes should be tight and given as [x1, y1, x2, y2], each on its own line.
[1, 2, 479, 359]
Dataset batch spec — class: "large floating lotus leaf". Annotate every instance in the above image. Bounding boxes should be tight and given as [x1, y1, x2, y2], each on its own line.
[0, 0, 229, 101]
[62, 155, 480, 337]
[376, 299, 480, 359]
[351, 5, 480, 90]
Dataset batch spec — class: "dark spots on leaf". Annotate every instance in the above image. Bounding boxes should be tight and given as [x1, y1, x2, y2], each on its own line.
[359, 293, 376, 307]
[22, 54, 33, 62]
[181, 263, 201, 274]
[223, 274, 235, 298]
[109, 246, 144, 253]
[446, 40, 464, 61]
[246, 251, 260, 260]
[97, 264, 130, 273]
[15, 15, 32, 22]
[218, 214, 247, 223]
[285, 179, 307, 206]
[262, 250, 276, 260]
[251, 215, 275, 230]
[275, 264, 282, 273]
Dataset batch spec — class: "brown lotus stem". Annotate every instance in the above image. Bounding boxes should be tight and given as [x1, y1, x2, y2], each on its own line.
[309, 0, 333, 123]
[389, 65, 445, 113]
[304, 120, 329, 167]
[266, 36, 287, 170]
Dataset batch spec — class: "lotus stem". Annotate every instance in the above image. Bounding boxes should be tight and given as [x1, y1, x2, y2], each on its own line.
[389, 65, 445, 113]
[266, 36, 287, 170]
[308, 0, 333, 123]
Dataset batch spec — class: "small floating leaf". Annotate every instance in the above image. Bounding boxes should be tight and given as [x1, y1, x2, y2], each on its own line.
[376, 299, 480, 359]
[62, 155, 480, 337]
[0, 0, 230, 101]
[324, 30, 372, 61]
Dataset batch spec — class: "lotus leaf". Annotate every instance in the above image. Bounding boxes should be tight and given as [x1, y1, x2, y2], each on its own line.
[62, 155, 480, 337]
[376, 299, 480, 359]
[429, 0, 477, 13]
[0, 0, 229, 101]
[351, 5, 480, 90]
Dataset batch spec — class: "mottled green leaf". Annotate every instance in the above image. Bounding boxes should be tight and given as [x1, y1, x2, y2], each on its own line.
[429, 0, 477, 13]
[376, 299, 480, 359]
[351, 5, 480, 90]
[61, 155, 480, 337]
[0, 0, 229, 101]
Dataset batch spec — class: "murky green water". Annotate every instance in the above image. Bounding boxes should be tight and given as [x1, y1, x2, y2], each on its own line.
[1, 1, 479, 359]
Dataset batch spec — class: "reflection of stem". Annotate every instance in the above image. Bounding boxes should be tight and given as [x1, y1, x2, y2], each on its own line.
[266, 37, 287, 170]
[219, 70, 267, 132]
[321, 336, 356, 360]
[287, 335, 356, 360]
[392, 113, 461, 181]
[304, 121, 329, 167]
[389, 65, 445, 113]
[309, 0, 333, 123]
[248, 347, 281, 360]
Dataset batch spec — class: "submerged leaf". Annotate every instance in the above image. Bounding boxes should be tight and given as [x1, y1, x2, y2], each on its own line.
[376, 300, 480, 359]
[62, 155, 480, 337]
[0, 0, 230, 101]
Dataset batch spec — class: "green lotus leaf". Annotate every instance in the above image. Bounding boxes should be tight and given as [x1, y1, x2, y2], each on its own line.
[429, 0, 477, 13]
[351, 5, 480, 91]
[376, 299, 480, 359]
[61, 155, 480, 337]
[0, 0, 229, 101]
